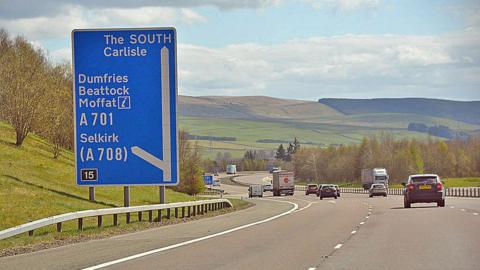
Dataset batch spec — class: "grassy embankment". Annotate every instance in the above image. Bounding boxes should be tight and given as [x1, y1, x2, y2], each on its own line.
[0, 121, 250, 251]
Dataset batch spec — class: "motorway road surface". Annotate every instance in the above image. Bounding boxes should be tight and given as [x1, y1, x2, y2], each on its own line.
[1, 173, 480, 270]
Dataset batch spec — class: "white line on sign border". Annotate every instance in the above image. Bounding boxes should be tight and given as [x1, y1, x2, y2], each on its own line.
[82, 200, 298, 270]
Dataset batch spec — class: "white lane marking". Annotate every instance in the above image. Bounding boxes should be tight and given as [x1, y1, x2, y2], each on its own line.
[328, 201, 337, 205]
[308, 268, 316, 270]
[351, 230, 357, 234]
[365, 216, 369, 219]
[461, 209, 466, 212]
[360, 222, 365, 225]
[473, 213, 479, 216]
[450, 206, 455, 209]
[82, 200, 298, 270]
[334, 244, 343, 249]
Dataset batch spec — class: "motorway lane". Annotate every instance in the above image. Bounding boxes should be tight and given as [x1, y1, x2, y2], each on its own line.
[318, 195, 480, 270]
[97, 194, 369, 270]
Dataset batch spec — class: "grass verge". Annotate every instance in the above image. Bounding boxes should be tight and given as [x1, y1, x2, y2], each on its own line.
[0, 198, 252, 256]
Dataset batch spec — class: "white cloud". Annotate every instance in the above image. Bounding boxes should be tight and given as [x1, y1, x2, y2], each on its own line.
[0, 0, 281, 20]
[0, 5, 207, 41]
[304, 0, 381, 11]
[177, 31, 480, 100]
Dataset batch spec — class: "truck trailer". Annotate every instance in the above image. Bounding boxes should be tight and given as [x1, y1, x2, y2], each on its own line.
[226, 164, 237, 174]
[361, 168, 389, 190]
[272, 170, 294, 196]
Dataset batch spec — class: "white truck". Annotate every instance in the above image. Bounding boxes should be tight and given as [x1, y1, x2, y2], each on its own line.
[248, 184, 263, 198]
[272, 170, 294, 196]
[226, 164, 237, 174]
[361, 168, 389, 190]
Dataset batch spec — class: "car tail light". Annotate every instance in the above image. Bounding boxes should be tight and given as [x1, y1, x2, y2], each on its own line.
[436, 182, 443, 190]
[407, 184, 415, 191]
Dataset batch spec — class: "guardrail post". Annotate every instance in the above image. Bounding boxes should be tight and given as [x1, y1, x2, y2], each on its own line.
[175, 208, 178, 218]
[188, 206, 191, 217]
[98, 216, 103, 227]
[113, 214, 118, 226]
[182, 207, 185, 218]
[78, 218, 83, 231]
[57, 222, 62, 232]
[126, 212, 131, 224]
[167, 208, 171, 219]
[193, 205, 196, 216]
[138, 211, 143, 222]
[157, 210, 162, 222]
[28, 230, 33, 237]
[148, 210, 153, 222]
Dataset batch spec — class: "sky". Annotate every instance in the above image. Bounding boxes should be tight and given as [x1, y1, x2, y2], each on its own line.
[0, 0, 479, 101]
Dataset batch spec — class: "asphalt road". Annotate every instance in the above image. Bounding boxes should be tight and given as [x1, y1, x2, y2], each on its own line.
[2, 173, 479, 270]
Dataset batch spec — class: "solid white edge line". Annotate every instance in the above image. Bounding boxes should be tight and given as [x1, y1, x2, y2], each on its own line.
[82, 199, 298, 270]
[334, 244, 343, 249]
[308, 268, 317, 270]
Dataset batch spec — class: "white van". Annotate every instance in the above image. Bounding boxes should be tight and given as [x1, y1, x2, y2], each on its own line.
[248, 184, 263, 198]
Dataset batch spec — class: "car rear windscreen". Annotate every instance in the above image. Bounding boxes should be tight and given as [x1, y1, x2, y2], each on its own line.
[411, 176, 437, 183]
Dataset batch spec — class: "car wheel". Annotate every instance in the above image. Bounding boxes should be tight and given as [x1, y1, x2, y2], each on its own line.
[404, 198, 411, 208]
[369, 195, 373, 198]
[335, 196, 337, 199]
[384, 194, 387, 197]
[320, 196, 323, 200]
[438, 199, 445, 207]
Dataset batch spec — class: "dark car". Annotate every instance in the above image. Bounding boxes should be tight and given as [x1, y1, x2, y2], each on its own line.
[319, 185, 338, 200]
[403, 174, 445, 208]
[305, 184, 318, 195]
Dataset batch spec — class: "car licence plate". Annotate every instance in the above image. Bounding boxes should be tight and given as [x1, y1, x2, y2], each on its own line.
[419, 184, 431, 190]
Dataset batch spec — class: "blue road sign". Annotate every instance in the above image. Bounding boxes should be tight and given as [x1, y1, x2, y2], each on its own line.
[203, 174, 214, 186]
[72, 28, 178, 186]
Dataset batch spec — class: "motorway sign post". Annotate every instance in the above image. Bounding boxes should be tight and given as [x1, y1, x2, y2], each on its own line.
[72, 28, 178, 189]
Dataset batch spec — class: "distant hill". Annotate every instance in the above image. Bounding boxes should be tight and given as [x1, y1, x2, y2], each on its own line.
[178, 95, 480, 158]
[179, 95, 343, 120]
[318, 98, 480, 125]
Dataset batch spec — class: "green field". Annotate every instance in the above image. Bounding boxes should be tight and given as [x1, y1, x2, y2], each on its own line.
[179, 116, 456, 158]
[0, 121, 250, 250]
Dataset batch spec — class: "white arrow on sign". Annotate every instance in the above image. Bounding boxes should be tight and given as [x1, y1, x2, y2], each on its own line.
[131, 46, 172, 181]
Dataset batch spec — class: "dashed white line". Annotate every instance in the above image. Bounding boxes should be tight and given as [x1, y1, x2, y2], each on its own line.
[360, 222, 365, 225]
[450, 206, 455, 209]
[473, 213, 479, 216]
[334, 244, 343, 249]
[307, 268, 316, 270]
[461, 209, 466, 212]
[351, 230, 357, 234]
[365, 216, 369, 219]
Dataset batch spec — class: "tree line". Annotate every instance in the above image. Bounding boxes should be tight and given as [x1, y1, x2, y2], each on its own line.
[0, 29, 73, 158]
[292, 134, 480, 184]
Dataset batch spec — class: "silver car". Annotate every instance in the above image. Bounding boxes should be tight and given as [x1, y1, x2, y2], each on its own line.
[369, 183, 387, 197]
